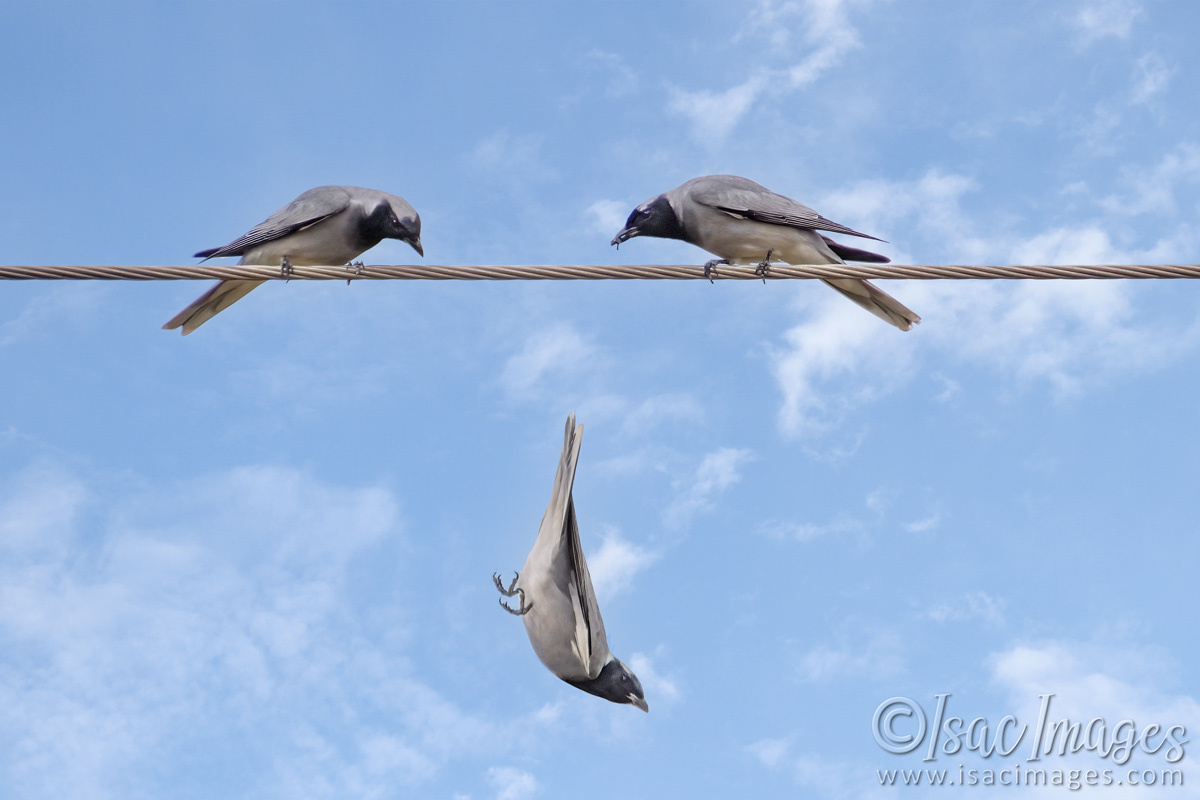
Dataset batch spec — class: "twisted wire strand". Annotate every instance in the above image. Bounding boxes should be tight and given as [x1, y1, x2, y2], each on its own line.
[1, 263, 1200, 281]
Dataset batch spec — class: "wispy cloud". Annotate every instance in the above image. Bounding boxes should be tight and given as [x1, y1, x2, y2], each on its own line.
[620, 392, 704, 434]
[746, 736, 792, 767]
[668, 75, 771, 149]
[664, 447, 753, 528]
[795, 629, 904, 682]
[669, 0, 862, 147]
[1102, 143, 1200, 215]
[487, 766, 540, 800]
[0, 461, 88, 558]
[989, 638, 1200, 762]
[1131, 52, 1173, 104]
[586, 199, 629, 235]
[925, 590, 1005, 625]
[500, 323, 595, 400]
[628, 651, 680, 705]
[0, 462, 517, 797]
[760, 490, 890, 543]
[770, 168, 1200, 437]
[760, 514, 863, 543]
[0, 285, 101, 348]
[584, 49, 638, 98]
[903, 512, 940, 533]
[586, 528, 659, 600]
[1073, 0, 1143, 45]
[470, 130, 555, 183]
[744, 743, 877, 800]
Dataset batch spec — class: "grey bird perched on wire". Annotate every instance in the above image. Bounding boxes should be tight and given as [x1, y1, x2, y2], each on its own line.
[494, 415, 648, 712]
[610, 174, 920, 331]
[163, 185, 423, 335]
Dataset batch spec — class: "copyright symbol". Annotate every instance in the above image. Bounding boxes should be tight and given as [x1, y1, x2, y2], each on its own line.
[873, 697, 926, 754]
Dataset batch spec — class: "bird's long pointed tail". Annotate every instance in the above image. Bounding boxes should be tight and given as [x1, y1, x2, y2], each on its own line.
[162, 279, 264, 335]
[821, 277, 921, 332]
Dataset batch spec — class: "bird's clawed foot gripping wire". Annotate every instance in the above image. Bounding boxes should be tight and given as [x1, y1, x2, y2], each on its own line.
[755, 250, 773, 283]
[280, 255, 294, 282]
[493, 571, 533, 616]
[346, 260, 365, 285]
[703, 258, 727, 284]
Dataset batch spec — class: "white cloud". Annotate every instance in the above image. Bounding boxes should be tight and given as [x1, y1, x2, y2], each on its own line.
[923, 278, 1198, 397]
[1102, 143, 1200, 216]
[628, 651, 680, 705]
[1073, 0, 1142, 44]
[925, 590, 1005, 625]
[470, 131, 554, 182]
[770, 169, 1200, 437]
[487, 766, 540, 800]
[795, 630, 903, 682]
[669, 0, 862, 146]
[746, 742, 889, 800]
[0, 462, 88, 558]
[991, 640, 1198, 718]
[769, 290, 915, 438]
[761, 490, 888, 543]
[0, 462, 521, 797]
[667, 75, 770, 149]
[1131, 52, 1173, 104]
[817, 169, 984, 257]
[989, 638, 1200, 782]
[229, 356, 394, 423]
[904, 512, 940, 533]
[500, 323, 595, 400]
[0, 284, 101, 348]
[664, 447, 753, 528]
[782, 0, 862, 87]
[760, 514, 862, 542]
[585, 529, 658, 600]
[591, 445, 664, 478]
[586, 199, 629, 235]
[620, 392, 704, 434]
[584, 49, 638, 98]
[747, 736, 791, 767]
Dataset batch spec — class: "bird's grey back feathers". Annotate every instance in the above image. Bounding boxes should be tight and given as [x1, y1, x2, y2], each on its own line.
[565, 493, 608, 674]
[678, 174, 885, 242]
[193, 186, 355, 260]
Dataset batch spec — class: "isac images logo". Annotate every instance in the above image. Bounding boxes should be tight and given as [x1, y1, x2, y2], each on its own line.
[872, 694, 1188, 790]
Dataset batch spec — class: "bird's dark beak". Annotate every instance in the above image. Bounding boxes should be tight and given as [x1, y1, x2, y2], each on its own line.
[611, 226, 637, 247]
[407, 235, 424, 257]
[630, 694, 649, 713]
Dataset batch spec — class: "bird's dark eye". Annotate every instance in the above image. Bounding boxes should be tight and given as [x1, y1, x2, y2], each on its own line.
[390, 216, 399, 226]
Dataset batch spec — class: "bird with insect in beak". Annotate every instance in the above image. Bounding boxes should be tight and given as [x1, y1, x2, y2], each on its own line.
[494, 415, 648, 712]
[611, 174, 920, 331]
[164, 185, 422, 334]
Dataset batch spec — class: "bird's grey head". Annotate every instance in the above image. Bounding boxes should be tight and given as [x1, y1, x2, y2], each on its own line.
[610, 194, 683, 247]
[361, 198, 423, 257]
[567, 657, 648, 712]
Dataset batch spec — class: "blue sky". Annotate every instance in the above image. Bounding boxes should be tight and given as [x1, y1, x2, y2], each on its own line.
[2, 1, 1199, 798]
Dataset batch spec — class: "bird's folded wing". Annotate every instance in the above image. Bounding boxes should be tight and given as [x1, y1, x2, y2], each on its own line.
[694, 184, 885, 242]
[195, 186, 352, 259]
[565, 494, 609, 678]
